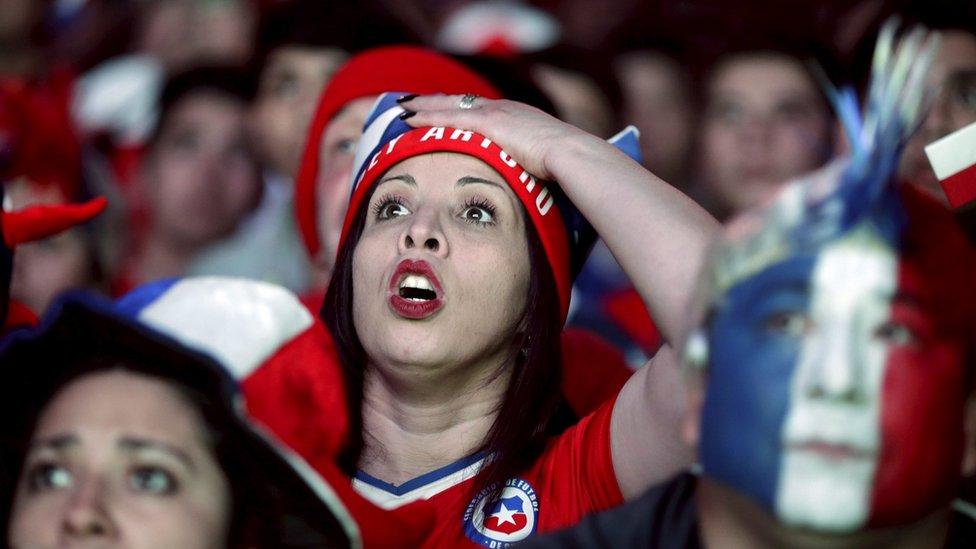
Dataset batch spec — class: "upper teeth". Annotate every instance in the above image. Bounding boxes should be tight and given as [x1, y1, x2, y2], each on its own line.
[399, 274, 434, 292]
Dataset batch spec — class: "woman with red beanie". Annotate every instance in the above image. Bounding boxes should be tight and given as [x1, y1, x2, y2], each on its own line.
[294, 46, 634, 424]
[295, 46, 504, 284]
[282, 85, 717, 547]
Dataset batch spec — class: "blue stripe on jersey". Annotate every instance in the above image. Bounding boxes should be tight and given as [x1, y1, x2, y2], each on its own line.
[699, 255, 815, 510]
[354, 451, 487, 496]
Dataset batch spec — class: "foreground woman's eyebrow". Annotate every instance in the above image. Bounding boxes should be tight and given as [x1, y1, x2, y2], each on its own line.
[28, 434, 78, 451]
[378, 174, 417, 186]
[118, 437, 196, 471]
[456, 176, 505, 189]
[27, 435, 196, 471]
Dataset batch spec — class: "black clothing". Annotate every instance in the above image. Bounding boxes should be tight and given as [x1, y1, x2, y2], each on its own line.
[521, 472, 700, 548]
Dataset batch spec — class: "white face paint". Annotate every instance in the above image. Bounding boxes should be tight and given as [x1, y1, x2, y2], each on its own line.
[776, 226, 898, 531]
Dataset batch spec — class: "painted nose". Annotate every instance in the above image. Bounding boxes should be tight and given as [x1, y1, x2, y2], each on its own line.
[804, 324, 864, 403]
[61, 476, 116, 540]
[398, 211, 448, 257]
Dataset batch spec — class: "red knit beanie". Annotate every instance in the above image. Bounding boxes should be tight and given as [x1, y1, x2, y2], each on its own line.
[339, 93, 573, 321]
[294, 46, 501, 258]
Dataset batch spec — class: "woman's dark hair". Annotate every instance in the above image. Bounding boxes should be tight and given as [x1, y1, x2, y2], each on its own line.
[254, 0, 419, 61]
[698, 33, 840, 127]
[321, 173, 566, 504]
[146, 66, 257, 150]
[0, 355, 331, 548]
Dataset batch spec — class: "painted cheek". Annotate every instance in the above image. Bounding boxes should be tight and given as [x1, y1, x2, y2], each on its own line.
[700, 306, 803, 511]
[869, 343, 965, 526]
[869, 267, 968, 526]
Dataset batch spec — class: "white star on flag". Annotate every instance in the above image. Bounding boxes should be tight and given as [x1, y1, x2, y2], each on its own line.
[491, 502, 519, 526]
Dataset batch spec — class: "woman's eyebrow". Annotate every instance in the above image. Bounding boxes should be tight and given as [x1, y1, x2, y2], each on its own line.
[456, 176, 505, 190]
[28, 434, 78, 451]
[118, 436, 196, 472]
[378, 174, 417, 186]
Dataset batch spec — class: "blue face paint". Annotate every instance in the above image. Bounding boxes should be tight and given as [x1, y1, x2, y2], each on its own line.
[699, 255, 815, 510]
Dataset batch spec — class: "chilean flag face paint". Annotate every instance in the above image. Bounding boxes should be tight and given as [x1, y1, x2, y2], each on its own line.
[701, 223, 967, 532]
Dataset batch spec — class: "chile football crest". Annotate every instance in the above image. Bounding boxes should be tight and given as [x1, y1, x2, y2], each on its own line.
[463, 478, 539, 547]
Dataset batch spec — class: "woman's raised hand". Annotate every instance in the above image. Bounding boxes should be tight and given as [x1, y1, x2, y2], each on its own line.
[398, 94, 601, 181]
[405, 92, 719, 354]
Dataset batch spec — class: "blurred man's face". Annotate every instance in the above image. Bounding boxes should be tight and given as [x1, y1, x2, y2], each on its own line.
[899, 30, 976, 204]
[7, 181, 94, 316]
[533, 64, 615, 138]
[143, 91, 260, 250]
[250, 46, 349, 177]
[699, 54, 832, 217]
[616, 51, 694, 187]
[139, 0, 257, 71]
[699, 225, 967, 532]
[314, 96, 375, 277]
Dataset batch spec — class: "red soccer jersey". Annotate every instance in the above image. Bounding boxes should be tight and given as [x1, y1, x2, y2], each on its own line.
[352, 400, 623, 548]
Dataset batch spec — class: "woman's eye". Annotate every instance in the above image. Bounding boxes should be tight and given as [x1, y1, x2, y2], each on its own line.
[874, 321, 917, 347]
[764, 311, 810, 337]
[335, 138, 357, 155]
[710, 101, 744, 125]
[165, 131, 199, 152]
[271, 75, 299, 98]
[460, 205, 495, 225]
[128, 466, 178, 496]
[26, 462, 73, 492]
[377, 201, 410, 220]
[225, 140, 251, 161]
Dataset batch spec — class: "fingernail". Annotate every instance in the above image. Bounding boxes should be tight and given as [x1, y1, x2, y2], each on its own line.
[396, 94, 418, 103]
[398, 111, 416, 120]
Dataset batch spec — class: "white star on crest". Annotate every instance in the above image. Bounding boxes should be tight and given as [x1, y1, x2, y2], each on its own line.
[490, 502, 518, 526]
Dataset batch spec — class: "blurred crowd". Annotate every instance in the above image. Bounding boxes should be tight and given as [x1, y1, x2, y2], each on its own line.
[2, 1, 976, 547]
[1, 0, 972, 351]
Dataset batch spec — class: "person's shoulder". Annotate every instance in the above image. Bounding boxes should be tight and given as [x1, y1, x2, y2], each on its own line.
[521, 472, 700, 548]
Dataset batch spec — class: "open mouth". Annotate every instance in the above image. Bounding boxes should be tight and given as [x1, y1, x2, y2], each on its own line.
[398, 274, 438, 301]
[388, 259, 444, 319]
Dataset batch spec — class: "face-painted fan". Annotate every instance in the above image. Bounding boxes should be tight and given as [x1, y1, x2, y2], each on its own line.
[688, 19, 975, 534]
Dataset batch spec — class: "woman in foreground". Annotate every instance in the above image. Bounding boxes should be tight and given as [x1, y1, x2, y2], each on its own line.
[308, 90, 717, 546]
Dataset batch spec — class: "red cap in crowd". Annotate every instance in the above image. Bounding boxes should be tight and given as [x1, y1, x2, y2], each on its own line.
[294, 45, 502, 258]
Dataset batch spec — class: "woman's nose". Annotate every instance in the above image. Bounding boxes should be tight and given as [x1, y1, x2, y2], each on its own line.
[398, 212, 448, 257]
[61, 477, 117, 540]
[403, 234, 440, 252]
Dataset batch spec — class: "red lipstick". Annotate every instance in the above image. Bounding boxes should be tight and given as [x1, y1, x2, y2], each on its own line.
[388, 259, 445, 320]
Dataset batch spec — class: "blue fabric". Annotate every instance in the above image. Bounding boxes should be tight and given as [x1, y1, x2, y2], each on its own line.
[114, 278, 180, 318]
[349, 92, 413, 197]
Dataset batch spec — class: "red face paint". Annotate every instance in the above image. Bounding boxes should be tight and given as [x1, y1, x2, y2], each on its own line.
[869, 260, 968, 526]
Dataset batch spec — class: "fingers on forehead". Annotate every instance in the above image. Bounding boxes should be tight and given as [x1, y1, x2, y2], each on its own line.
[400, 93, 455, 108]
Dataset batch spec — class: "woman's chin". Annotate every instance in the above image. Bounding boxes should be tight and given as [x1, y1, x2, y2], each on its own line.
[365, 328, 451, 367]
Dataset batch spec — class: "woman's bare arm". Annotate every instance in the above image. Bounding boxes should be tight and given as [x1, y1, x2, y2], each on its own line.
[401, 96, 717, 345]
[402, 95, 713, 498]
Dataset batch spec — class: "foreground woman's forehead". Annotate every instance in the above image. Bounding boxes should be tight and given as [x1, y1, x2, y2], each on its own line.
[32, 372, 209, 443]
